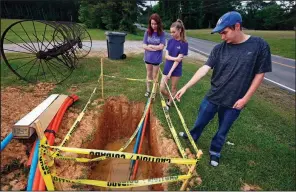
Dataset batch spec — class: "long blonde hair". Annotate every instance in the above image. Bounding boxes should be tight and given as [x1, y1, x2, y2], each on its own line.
[171, 19, 187, 42]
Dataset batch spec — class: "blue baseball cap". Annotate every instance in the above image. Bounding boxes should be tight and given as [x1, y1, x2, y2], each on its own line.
[211, 11, 242, 34]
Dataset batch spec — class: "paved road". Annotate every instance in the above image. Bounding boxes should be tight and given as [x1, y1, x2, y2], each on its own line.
[136, 24, 295, 92]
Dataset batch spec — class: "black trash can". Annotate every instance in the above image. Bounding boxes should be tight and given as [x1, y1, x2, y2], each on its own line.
[105, 31, 127, 60]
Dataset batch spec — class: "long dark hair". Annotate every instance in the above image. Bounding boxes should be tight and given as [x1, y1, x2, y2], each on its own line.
[171, 19, 187, 42]
[147, 13, 163, 36]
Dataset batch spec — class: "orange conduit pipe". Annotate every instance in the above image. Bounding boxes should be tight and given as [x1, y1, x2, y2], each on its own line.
[26, 141, 37, 167]
[38, 94, 79, 190]
[37, 95, 79, 190]
[27, 119, 55, 167]
[30, 95, 78, 190]
[131, 106, 150, 180]
[32, 99, 69, 191]
[32, 167, 41, 190]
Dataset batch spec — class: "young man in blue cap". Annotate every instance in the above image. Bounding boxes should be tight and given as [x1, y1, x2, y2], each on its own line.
[175, 11, 272, 167]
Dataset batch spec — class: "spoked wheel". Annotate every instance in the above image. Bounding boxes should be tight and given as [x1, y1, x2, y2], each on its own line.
[73, 24, 92, 58]
[53, 22, 92, 59]
[0, 20, 74, 84]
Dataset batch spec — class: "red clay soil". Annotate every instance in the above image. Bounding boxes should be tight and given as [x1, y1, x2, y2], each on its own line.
[1, 83, 55, 190]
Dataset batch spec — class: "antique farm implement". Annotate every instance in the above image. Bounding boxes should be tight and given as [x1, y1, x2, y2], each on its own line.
[0, 20, 92, 84]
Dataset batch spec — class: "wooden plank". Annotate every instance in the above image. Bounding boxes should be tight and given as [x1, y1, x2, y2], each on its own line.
[13, 94, 60, 138]
[32, 94, 68, 132]
[15, 94, 59, 126]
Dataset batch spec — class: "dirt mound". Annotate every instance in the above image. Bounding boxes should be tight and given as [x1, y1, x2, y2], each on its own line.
[1, 83, 55, 190]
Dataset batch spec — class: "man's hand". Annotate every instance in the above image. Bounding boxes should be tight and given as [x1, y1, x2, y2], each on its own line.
[175, 87, 187, 102]
[233, 98, 248, 110]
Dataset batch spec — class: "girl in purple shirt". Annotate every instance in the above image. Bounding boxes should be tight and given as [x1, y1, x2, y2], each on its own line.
[160, 19, 188, 110]
[143, 14, 166, 97]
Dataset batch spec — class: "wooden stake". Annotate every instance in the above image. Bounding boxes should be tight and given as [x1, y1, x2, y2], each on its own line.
[151, 67, 160, 100]
[35, 119, 45, 140]
[100, 58, 104, 99]
[180, 150, 203, 191]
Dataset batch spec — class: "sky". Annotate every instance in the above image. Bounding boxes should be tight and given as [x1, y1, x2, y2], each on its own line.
[144, 1, 158, 7]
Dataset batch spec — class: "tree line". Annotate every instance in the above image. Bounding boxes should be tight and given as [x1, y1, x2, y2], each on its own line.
[144, 0, 295, 30]
[1, 0, 295, 32]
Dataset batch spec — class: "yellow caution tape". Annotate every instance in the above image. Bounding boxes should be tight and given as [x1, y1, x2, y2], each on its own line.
[51, 174, 190, 188]
[50, 87, 97, 158]
[52, 79, 154, 162]
[39, 144, 193, 189]
[104, 75, 153, 83]
[159, 91, 187, 160]
[159, 68, 200, 156]
[41, 145, 198, 165]
[38, 137, 55, 190]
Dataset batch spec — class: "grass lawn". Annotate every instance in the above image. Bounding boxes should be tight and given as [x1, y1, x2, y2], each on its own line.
[1, 19, 144, 44]
[1, 53, 295, 190]
[187, 29, 295, 59]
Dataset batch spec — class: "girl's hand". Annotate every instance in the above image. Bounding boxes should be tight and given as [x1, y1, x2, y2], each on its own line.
[147, 45, 157, 51]
[175, 55, 183, 62]
[166, 73, 172, 80]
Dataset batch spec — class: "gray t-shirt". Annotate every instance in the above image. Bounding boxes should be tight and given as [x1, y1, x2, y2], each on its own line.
[205, 36, 272, 108]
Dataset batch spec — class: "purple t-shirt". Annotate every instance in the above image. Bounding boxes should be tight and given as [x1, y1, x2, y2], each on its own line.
[143, 31, 166, 64]
[163, 38, 188, 76]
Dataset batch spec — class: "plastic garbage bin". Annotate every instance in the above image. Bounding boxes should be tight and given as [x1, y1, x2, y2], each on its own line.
[105, 31, 127, 60]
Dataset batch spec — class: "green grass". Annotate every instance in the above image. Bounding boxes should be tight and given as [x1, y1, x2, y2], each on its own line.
[187, 29, 295, 59]
[1, 53, 295, 190]
[1, 19, 144, 44]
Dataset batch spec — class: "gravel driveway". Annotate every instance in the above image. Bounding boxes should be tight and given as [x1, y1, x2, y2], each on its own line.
[3, 40, 207, 61]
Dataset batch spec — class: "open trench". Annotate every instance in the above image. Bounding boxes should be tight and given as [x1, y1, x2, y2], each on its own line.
[84, 97, 181, 191]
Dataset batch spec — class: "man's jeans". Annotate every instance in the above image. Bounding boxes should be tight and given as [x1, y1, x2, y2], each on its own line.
[190, 98, 241, 157]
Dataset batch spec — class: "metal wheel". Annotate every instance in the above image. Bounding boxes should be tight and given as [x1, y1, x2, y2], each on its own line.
[0, 20, 75, 84]
[52, 22, 92, 59]
[73, 24, 92, 58]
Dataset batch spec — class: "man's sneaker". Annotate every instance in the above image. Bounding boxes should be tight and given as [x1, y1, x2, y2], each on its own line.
[179, 132, 188, 139]
[210, 155, 220, 167]
[144, 91, 150, 97]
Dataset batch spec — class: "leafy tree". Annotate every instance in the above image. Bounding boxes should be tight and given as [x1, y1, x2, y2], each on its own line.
[78, 0, 141, 33]
[255, 4, 285, 29]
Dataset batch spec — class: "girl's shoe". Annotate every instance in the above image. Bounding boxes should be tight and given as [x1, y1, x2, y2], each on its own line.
[144, 91, 150, 97]
[165, 103, 171, 111]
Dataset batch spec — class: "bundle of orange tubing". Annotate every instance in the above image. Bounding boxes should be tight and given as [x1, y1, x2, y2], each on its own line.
[26, 94, 79, 190]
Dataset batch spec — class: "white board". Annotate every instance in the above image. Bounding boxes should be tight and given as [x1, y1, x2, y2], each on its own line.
[15, 94, 59, 126]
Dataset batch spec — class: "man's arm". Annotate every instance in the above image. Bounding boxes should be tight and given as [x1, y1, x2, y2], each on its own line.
[233, 73, 265, 109]
[175, 65, 211, 101]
